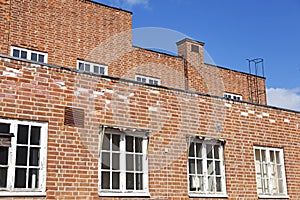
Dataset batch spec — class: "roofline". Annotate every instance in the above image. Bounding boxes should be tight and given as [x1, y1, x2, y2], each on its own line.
[0, 54, 297, 115]
[132, 45, 181, 59]
[204, 63, 266, 79]
[89, 0, 132, 14]
[176, 38, 205, 46]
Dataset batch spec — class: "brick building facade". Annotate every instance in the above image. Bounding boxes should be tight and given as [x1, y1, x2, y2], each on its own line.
[0, 0, 299, 199]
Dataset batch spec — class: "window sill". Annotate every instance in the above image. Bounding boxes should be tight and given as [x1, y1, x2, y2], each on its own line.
[0, 191, 46, 197]
[189, 192, 228, 198]
[258, 194, 289, 199]
[99, 191, 150, 197]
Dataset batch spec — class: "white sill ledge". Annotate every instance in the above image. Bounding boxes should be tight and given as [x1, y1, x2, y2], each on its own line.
[189, 193, 228, 198]
[0, 192, 46, 197]
[99, 192, 150, 197]
[258, 194, 289, 199]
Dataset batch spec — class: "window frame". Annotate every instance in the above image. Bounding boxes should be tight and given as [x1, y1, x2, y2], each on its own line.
[253, 146, 289, 199]
[135, 75, 161, 86]
[187, 138, 227, 198]
[224, 92, 242, 101]
[10, 46, 48, 63]
[0, 118, 48, 197]
[77, 60, 108, 75]
[98, 127, 149, 197]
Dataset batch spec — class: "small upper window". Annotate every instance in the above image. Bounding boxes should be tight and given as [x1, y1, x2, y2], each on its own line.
[135, 75, 161, 86]
[11, 46, 47, 63]
[224, 92, 242, 101]
[191, 44, 200, 53]
[77, 60, 108, 75]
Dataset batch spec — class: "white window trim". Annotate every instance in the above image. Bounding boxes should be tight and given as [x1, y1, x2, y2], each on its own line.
[135, 75, 161, 85]
[0, 118, 48, 197]
[254, 146, 289, 199]
[10, 46, 48, 63]
[224, 92, 242, 101]
[187, 139, 227, 198]
[98, 127, 149, 197]
[77, 60, 108, 75]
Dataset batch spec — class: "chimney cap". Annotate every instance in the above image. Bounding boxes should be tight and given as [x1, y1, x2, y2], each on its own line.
[176, 38, 205, 46]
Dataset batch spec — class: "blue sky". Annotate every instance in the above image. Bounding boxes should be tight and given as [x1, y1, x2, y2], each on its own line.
[94, 0, 300, 111]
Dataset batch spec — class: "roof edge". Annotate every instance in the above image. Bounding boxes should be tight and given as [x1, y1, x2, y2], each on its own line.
[88, 0, 132, 14]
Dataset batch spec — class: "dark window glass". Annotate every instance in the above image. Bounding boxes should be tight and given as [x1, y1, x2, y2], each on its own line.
[112, 135, 120, 151]
[94, 65, 99, 74]
[112, 153, 119, 170]
[13, 49, 20, 57]
[153, 80, 159, 85]
[31, 53, 37, 61]
[135, 155, 143, 171]
[0, 122, 10, 133]
[112, 172, 120, 189]
[100, 67, 105, 75]
[101, 172, 110, 189]
[0, 147, 9, 165]
[149, 79, 154, 84]
[101, 152, 110, 169]
[135, 137, 143, 153]
[141, 78, 146, 83]
[29, 147, 40, 166]
[189, 143, 195, 157]
[16, 147, 28, 166]
[191, 44, 200, 53]
[21, 51, 27, 59]
[126, 173, 134, 190]
[78, 62, 84, 71]
[17, 125, 29, 144]
[85, 64, 90, 72]
[30, 126, 41, 145]
[0, 167, 7, 188]
[126, 154, 134, 171]
[28, 168, 39, 188]
[126, 136, 133, 152]
[102, 134, 110, 150]
[38, 54, 44, 63]
[14, 168, 26, 188]
[136, 77, 141, 82]
[136, 173, 143, 190]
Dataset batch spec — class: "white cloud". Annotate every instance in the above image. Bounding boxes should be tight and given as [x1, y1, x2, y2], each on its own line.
[266, 88, 300, 111]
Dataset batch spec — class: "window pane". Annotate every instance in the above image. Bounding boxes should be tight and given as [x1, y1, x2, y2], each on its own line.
[141, 78, 146, 83]
[94, 65, 99, 74]
[126, 173, 134, 190]
[78, 62, 84, 71]
[136, 173, 143, 190]
[214, 145, 220, 159]
[189, 159, 195, 174]
[0, 147, 8, 165]
[277, 165, 282, 178]
[196, 143, 202, 157]
[126, 136, 133, 152]
[13, 49, 20, 57]
[16, 146, 28, 166]
[126, 154, 134, 171]
[100, 67, 105, 75]
[0, 122, 10, 133]
[112, 134, 120, 151]
[208, 176, 215, 192]
[207, 160, 214, 175]
[276, 151, 281, 164]
[206, 144, 213, 158]
[101, 152, 110, 169]
[112, 153, 119, 170]
[101, 172, 110, 189]
[0, 167, 7, 188]
[17, 125, 29, 144]
[112, 172, 120, 189]
[14, 168, 27, 188]
[21, 51, 27, 59]
[196, 159, 202, 174]
[31, 53, 37, 61]
[135, 155, 143, 171]
[85, 64, 90, 72]
[28, 168, 39, 188]
[216, 177, 222, 192]
[189, 143, 195, 157]
[215, 161, 221, 175]
[278, 179, 284, 193]
[30, 126, 41, 145]
[149, 79, 154, 84]
[38, 54, 45, 63]
[154, 80, 159, 85]
[255, 149, 260, 161]
[261, 150, 266, 162]
[136, 77, 141, 82]
[135, 137, 143, 153]
[29, 147, 40, 166]
[102, 134, 110, 150]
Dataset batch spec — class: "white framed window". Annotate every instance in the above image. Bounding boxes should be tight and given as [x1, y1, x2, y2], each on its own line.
[77, 60, 108, 75]
[254, 146, 288, 198]
[99, 128, 149, 197]
[224, 92, 242, 101]
[0, 118, 48, 196]
[188, 139, 227, 198]
[10, 46, 48, 63]
[135, 75, 161, 86]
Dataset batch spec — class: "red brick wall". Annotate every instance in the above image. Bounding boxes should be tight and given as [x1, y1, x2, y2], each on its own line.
[0, 57, 299, 199]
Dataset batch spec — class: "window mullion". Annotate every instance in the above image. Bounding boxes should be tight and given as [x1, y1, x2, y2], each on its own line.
[220, 145, 226, 193]
[8, 120, 16, 191]
[202, 143, 208, 193]
[120, 134, 126, 192]
[266, 149, 272, 194]
[142, 137, 148, 191]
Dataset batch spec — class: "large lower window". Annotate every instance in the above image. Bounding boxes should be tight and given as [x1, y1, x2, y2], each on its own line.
[0, 119, 48, 196]
[99, 127, 149, 196]
[254, 146, 288, 198]
[188, 139, 227, 197]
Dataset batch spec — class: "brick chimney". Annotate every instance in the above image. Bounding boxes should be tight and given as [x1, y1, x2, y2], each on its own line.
[176, 38, 205, 67]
